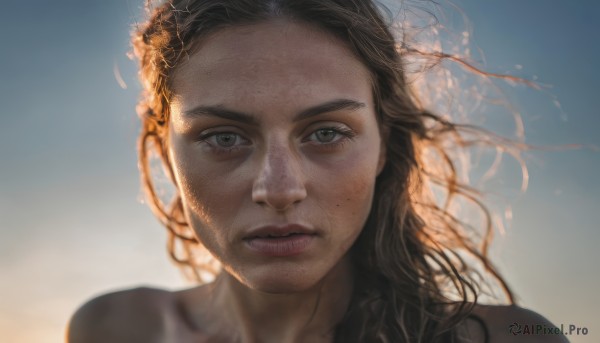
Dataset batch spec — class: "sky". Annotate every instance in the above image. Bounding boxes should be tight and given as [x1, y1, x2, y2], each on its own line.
[0, 1, 598, 342]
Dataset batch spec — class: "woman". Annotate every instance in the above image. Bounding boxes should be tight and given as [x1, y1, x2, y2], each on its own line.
[67, 0, 568, 342]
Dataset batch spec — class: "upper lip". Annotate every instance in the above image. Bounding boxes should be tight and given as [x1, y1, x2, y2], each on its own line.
[243, 224, 316, 239]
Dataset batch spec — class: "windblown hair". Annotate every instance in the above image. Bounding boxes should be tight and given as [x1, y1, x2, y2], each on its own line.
[132, 0, 523, 341]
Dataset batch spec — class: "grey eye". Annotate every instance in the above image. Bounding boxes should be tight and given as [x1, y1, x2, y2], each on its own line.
[215, 133, 237, 147]
[314, 129, 337, 143]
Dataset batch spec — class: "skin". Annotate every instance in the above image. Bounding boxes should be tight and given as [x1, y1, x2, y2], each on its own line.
[165, 18, 385, 343]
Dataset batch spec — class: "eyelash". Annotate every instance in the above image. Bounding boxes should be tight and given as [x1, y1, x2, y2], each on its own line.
[197, 126, 356, 154]
[303, 126, 356, 150]
[197, 132, 248, 155]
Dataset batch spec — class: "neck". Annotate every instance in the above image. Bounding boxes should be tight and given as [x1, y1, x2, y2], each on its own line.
[209, 256, 354, 343]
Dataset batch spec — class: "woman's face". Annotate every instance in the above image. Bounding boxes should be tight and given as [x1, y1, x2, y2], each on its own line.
[167, 19, 385, 293]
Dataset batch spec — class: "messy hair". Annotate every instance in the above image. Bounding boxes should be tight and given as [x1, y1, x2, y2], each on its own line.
[132, 0, 524, 341]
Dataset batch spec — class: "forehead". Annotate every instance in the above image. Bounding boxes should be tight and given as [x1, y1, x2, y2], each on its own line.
[170, 19, 373, 114]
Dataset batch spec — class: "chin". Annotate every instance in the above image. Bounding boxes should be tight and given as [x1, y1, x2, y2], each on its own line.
[254, 280, 315, 294]
[238, 263, 325, 294]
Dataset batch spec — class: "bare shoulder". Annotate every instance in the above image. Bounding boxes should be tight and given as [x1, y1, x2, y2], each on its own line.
[471, 304, 570, 342]
[66, 286, 172, 343]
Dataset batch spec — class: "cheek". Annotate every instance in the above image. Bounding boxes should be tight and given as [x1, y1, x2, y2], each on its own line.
[172, 158, 245, 262]
[330, 167, 373, 209]
[169, 132, 236, 211]
[318, 145, 379, 234]
[171, 150, 212, 218]
[172, 158, 219, 246]
[168, 138, 241, 244]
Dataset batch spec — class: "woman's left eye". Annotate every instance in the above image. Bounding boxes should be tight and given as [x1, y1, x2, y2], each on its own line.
[305, 127, 356, 145]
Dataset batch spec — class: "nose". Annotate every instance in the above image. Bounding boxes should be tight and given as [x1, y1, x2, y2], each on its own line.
[252, 143, 307, 212]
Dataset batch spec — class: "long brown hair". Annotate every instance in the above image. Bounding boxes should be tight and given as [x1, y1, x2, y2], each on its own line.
[131, 0, 521, 341]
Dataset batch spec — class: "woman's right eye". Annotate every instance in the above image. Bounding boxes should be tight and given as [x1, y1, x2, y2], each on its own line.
[198, 132, 250, 153]
[213, 133, 238, 147]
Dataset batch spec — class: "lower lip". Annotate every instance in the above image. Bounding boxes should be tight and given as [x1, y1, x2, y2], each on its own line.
[244, 234, 315, 257]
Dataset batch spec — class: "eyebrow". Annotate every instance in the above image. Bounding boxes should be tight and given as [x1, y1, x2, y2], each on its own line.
[182, 98, 366, 125]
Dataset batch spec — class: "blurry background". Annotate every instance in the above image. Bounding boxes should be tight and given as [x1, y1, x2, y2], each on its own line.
[0, 0, 598, 342]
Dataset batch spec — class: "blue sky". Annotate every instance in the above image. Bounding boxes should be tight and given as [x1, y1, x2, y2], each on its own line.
[1, 1, 598, 342]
